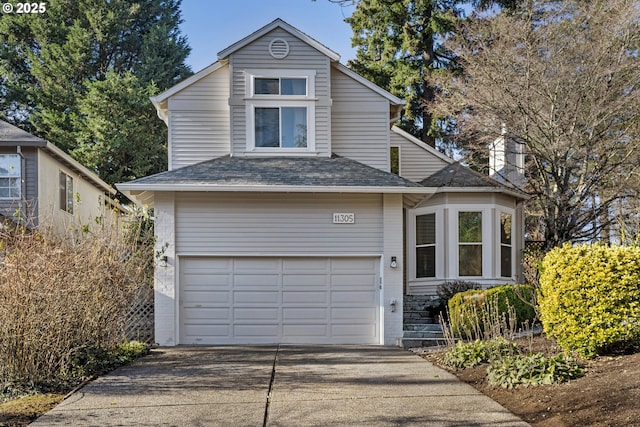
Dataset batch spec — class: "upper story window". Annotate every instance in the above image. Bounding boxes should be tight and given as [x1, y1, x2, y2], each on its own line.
[245, 70, 316, 153]
[0, 154, 21, 199]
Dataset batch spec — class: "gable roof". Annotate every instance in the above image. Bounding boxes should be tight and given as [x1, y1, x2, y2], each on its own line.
[217, 18, 340, 62]
[333, 63, 404, 106]
[0, 120, 115, 195]
[419, 162, 528, 200]
[117, 154, 434, 205]
[391, 126, 454, 164]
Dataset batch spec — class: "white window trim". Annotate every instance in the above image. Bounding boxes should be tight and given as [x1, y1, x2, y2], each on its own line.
[0, 154, 21, 200]
[409, 207, 444, 281]
[244, 69, 317, 154]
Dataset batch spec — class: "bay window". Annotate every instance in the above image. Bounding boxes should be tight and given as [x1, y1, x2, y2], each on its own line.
[500, 212, 513, 277]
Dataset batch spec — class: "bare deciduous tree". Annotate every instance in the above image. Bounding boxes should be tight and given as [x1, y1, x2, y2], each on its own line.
[435, 0, 640, 248]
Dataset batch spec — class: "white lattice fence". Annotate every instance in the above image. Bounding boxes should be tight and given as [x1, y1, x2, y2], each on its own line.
[124, 286, 154, 344]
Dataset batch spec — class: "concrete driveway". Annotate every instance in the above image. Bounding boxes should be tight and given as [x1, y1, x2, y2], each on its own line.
[31, 346, 530, 426]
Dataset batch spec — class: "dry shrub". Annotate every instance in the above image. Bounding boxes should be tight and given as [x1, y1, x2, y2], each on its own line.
[0, 213, 153, 390]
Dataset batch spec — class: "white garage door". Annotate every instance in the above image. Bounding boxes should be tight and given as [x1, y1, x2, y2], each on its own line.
[179, 257, 380, 345]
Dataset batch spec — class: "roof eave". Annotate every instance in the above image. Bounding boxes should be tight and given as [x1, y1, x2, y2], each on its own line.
[116, 183, 433, 194]
[431, 186, 529, 200]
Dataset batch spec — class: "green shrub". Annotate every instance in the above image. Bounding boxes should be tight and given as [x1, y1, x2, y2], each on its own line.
[448, 284, 537, 339]
[538, 244, 640, 357]
[487, 353, 583, 388]
[443, 337, 520, 369]
[436, 280, 481, 302]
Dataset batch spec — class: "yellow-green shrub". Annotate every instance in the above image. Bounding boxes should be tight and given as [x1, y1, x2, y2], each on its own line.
[448, 284, 536, 339]
[539, 244, 640, 357]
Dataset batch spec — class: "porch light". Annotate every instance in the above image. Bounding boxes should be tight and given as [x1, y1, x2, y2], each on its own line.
[390, 256, 398, 268]
[159, 255, 168, 267]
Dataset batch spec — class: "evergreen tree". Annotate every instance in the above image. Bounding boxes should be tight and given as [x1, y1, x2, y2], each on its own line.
[343, 0, 517, 147]
[0, 0, 191, 184]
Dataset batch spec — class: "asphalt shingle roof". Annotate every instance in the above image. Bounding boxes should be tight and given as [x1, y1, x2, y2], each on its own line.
[124, 154, 422, 188]
[419, 162, 510, 189]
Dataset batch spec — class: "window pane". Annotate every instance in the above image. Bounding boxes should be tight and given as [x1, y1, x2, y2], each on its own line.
[0, 155, 21, 178]
[416, 213, 435, 245]
[390, 146, 399, 175]
[501, 245, 512, 277]
[459, 245, 482, 276]
[281, 78, 306, 95]
[255, 108, 280, 147]
[254, 78, 279, 94]
[500, 213, 512, 244]
[281, 107, 307, 148]
[59, 172, 66, 211]
[416, 246, 436, 278]
[459, 211, 482, 243]
[66, 175, 74, 214]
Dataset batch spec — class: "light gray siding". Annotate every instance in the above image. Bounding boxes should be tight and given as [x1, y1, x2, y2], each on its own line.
[0, 146, 38, 222]
[390, 131, 450, 182]
[175, 192, 383, 255]
[331, 69, 390, 171]
[167, 65, 230, 169]
[228, 28, 332, 156]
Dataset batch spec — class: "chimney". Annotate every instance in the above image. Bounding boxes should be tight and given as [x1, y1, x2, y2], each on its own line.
[489, 124, 525, 188]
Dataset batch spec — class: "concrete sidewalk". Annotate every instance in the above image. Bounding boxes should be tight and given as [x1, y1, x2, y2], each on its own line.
[31, 346, 530, 426]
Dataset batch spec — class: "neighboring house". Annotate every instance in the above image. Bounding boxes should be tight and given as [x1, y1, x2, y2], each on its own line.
[118, 19, 527, 347]
[0, 120, 119, 234]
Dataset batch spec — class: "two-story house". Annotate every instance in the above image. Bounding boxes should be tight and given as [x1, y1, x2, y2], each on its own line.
[118, 19, 526, 346]
[1, 120, 120, 234]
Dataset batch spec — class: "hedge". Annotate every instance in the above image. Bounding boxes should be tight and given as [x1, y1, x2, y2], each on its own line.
[448, 284, 537, 339]
[538, 244, 640, 357]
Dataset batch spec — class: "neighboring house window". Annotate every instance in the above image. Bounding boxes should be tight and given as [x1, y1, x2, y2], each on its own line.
[59, 171, 73, 214]
[500, 212, 512, 277]
[246, 70, 316, 152]
[416, 213, 436, 278]
[458, 211, 482, 276]
[0, 154, 21, 199]
[390, 146, 400, 175]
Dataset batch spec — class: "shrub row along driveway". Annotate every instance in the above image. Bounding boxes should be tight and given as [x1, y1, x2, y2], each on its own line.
[32, 346, 529, 426]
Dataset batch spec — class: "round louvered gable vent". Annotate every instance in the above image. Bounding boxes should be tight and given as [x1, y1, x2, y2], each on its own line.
[269, 39, 290, 59]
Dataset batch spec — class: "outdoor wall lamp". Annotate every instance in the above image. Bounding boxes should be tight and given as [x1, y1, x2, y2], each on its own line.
[390, 299, 397, 312]
[159, 255, 168, 267]
[390, 256, 398, 268]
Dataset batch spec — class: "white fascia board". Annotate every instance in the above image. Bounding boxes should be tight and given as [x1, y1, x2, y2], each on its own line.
[44, 142, 115, 195]
[333, 63, 405, 105]
[391, 126, 455, 164]
[217, 18, 340, 61]
[116, 183, 435, 195]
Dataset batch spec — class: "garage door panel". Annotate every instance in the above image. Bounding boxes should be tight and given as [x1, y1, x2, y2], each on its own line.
[234, 324, 279, 337]
[283, 307, 328, 322]
[282, 291, 327, 304]
[234, 274, 280, 288]
[332, 324, 377, 337]
[331, 307, 377, 322]
[331, 291, 378, 305]
[234, 307, 279, 321]
[180, 256, 380, 345]
[233, 291, 280, 304]
[282, 274, 327, 287]
[182, 307, 230, 321]
[183, 324, 230, 338]
[283, 324, 328, 337]
[182, 291, 230, 305]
